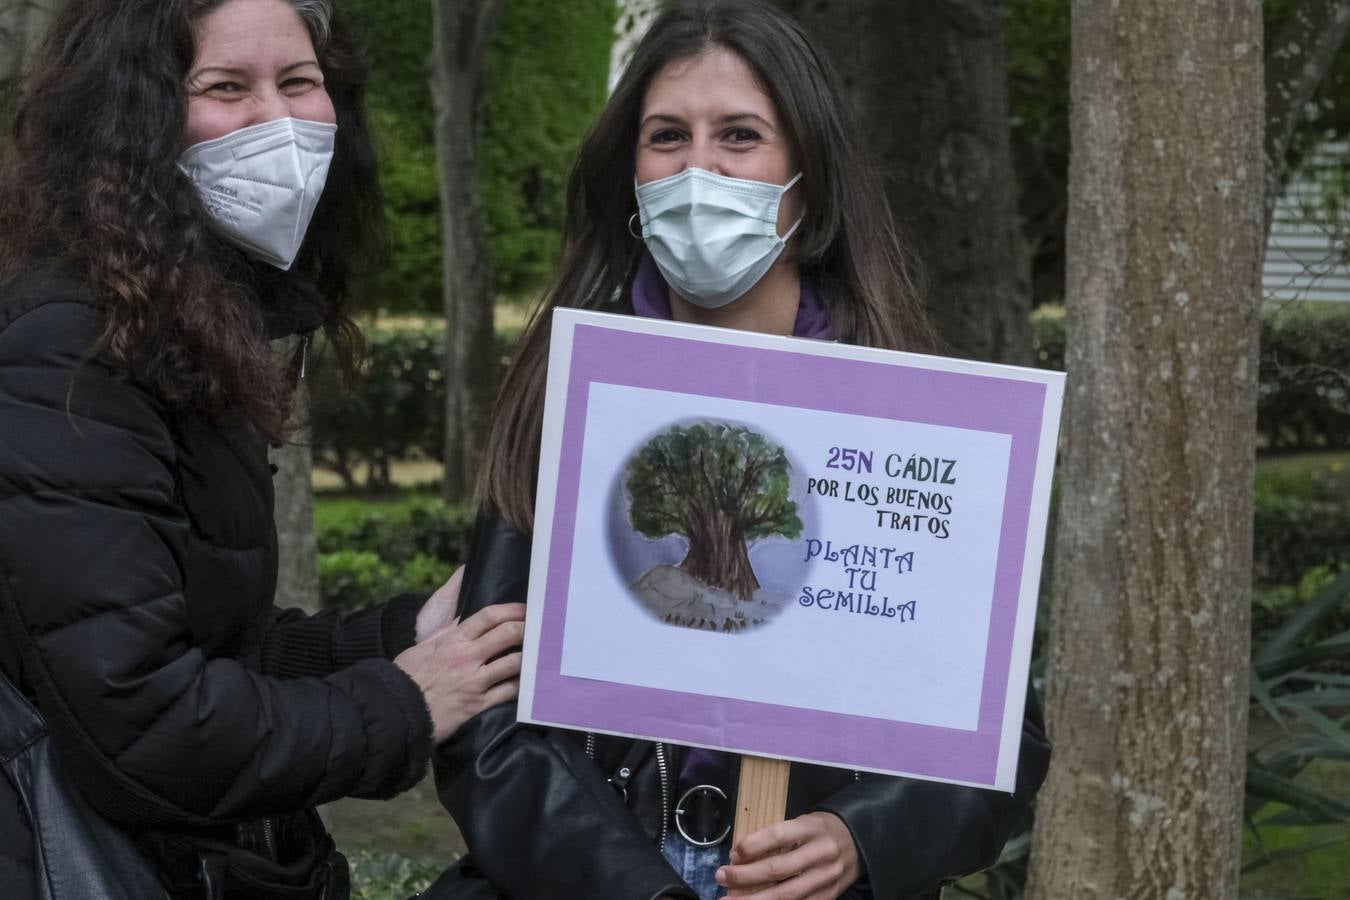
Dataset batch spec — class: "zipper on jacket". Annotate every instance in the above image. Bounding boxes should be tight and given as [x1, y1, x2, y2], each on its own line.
[655, 742, 671, 851]
[261, 817, 278, 860]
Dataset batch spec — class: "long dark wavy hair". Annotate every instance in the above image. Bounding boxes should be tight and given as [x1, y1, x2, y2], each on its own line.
[0, 0, 382, 439]
[479, 0, 935, 530]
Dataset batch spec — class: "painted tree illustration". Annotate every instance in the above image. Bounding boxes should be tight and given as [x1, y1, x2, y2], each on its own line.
[625, 422, 802, 600]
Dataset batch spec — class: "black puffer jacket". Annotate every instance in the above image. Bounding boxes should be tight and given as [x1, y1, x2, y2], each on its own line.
[430, 515, 1051, 900]
[0, 269, 433, 896]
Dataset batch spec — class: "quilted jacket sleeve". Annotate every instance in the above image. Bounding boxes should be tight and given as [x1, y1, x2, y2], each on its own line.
[434, 515, 697, 900]
[0, 295, 432, 828]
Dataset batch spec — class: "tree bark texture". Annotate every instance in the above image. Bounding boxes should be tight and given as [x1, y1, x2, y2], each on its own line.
[1025, 2, 1264, 898]
[431, 0, 502, 503]
[1262, 0, 1350, 237]
[271, 381, 321, 614]
[681, 512, 760, 600]
[772, 0, 1031, 364]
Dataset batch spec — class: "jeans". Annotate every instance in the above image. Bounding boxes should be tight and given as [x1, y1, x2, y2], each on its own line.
[661, 834, 730, 900]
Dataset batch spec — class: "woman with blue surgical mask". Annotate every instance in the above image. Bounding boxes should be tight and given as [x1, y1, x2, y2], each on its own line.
[432, 2, 1051, 900]
[0, 0, 523, 896]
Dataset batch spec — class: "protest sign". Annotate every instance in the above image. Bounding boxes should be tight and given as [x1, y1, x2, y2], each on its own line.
[518, 309, 1063, 791]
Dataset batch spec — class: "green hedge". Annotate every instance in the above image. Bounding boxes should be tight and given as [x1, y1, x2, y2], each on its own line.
[1032, 304, 1350, 450]
[315, 307, 1347, 488]
[308, 326, 515, 492]
[315, 497, 474, 610]
[309, 326, 447, 491]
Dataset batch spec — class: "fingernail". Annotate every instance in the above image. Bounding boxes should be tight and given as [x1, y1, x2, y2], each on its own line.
[715, 868, 726, 885]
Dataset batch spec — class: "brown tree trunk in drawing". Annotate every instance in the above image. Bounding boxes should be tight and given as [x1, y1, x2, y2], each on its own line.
[679, 510, 760, 600]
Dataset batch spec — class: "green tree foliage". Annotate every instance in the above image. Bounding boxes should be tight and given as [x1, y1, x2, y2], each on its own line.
[1007, 0, 1350, 306]
[343, 0, 441, 314]
[477, 0, 616, 297]
[626, 422, 802, 599]
[342, 0, 615, 311]
[1009, 0, 1350, 175]
[1264, 0, 1350, 168]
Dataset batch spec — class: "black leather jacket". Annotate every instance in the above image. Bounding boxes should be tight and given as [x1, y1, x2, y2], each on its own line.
[431, 514, 1051, 900]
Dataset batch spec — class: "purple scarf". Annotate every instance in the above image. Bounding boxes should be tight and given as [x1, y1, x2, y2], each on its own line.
[630, 252, 833, 340]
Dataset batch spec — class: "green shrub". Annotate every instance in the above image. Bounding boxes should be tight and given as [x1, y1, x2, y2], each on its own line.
[347, 849, 441, 900]
[1254, 564, 1349, 646]
[1031, 303, 1350, 452]
[318, 497, 476, 566]
[1259, 304, 1350, 451]
[309, 326, 447, 491]
[318, 551, 396, 612]
[315, 496, 475, 610]
[308, 325, 517, 491]
[1254, 494, 1350, 589]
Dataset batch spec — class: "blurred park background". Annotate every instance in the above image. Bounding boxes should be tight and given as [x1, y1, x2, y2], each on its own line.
[3, 0, 1350, 897]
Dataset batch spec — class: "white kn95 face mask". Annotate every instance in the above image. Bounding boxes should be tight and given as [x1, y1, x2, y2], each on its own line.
[635, 167, 803, 309]
[178, 117, 337, 271]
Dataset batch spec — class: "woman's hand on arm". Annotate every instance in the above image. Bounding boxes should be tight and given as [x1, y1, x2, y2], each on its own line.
[716, 811, 860, 900]
[395, 601, 527, 742]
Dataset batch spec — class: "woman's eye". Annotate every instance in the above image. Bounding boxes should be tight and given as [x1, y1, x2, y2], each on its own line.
[649, 129, 684, 145]
[726, 127, 761, 143]
[282, 77, 321, 91]
[207, 81, 245, 95]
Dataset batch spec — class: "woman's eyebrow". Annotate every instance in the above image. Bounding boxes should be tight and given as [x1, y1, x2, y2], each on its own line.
[717, 112, 774, 130]
[190, 60, 319, 80]
[640, 112, 776, 131]
[640, 113, 686, 129]
[190, 65, 248, 80]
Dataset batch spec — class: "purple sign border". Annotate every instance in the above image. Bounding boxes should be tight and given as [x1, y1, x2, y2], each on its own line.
[529, 322, 1048, 786]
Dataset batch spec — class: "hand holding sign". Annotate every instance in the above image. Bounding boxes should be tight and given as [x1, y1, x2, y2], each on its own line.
[719, 810, 859, 899]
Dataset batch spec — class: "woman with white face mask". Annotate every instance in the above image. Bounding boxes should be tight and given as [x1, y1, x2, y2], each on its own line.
[0, 0, 523, 896]
[436, 2, 1050, 900]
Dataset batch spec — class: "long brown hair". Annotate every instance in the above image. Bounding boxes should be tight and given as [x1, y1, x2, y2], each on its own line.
[0, 0, 382, 439]
[479, 0, 934, 530]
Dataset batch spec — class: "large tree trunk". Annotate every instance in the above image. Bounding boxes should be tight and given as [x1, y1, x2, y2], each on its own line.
[771, 0, 1031, 364]
[1025, 2, 1264, 896]
[680, 510, 759, 600]
[430, 0, 501, 503]
[272, 379, 321, 614]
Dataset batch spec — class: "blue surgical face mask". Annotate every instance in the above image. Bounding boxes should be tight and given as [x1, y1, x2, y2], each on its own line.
[635, 167, 803, 309]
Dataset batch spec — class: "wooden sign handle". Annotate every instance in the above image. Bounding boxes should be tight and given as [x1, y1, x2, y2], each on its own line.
[732, 755, 791, 844]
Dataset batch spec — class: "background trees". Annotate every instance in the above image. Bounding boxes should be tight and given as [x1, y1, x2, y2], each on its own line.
[770, 0, 1032, 365]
